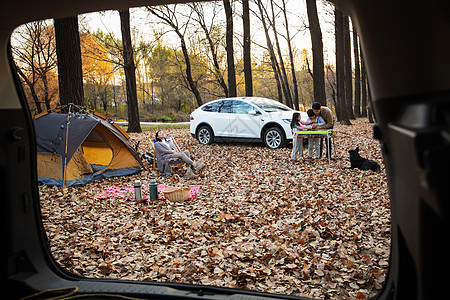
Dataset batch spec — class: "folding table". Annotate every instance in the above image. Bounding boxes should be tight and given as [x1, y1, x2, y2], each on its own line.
[297, 129, 335, 163]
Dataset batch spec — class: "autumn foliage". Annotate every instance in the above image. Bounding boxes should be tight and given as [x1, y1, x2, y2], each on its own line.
[40, 119, 389, 299]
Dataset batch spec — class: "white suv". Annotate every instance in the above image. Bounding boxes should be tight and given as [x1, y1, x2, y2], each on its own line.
[190, 97, 307, 149]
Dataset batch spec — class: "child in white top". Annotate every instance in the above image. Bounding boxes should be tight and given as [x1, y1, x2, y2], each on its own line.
[290, 112, 312, 162]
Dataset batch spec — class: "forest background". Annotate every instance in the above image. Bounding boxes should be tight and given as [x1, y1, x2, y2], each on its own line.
[10, 0, 372, 132]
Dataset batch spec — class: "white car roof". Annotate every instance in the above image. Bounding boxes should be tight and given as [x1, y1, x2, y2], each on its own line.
[201, 97, 292, 109]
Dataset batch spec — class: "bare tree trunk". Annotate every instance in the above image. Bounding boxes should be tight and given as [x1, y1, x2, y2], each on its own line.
[269, 0, 292, 108]
[360, 41, 368, 118]
[223, 0, 237, 97]
[148, 6, 203, 107]
[282, 0, 299, 110]
[119, 9, 141, 133]
[335, 8, 344, 122]
[180, 36, 203, 106]
[368, 82, 374, 123]
[306, 0, 326, 106]
[16, 68, 42, 114]
[12, 21, 58, 113]
[353, 26, 361, 118]
[326, 64, 336, 111]
[191, 3, 228, 97]
[54, 16, 84, 106]
[256, 0, 282, 102]
[343, 15, 354, 120]
[243, 0, 253, 96]
[365, 56, 375, 123]
[306, 57, 313, 79]
[41, 73, 51, 111]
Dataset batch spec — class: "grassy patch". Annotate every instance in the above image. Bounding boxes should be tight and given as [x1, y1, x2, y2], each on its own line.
[120, 123, 190, 132]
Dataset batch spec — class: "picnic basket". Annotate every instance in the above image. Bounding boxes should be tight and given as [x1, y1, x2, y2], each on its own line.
[163, 174, 190, 202]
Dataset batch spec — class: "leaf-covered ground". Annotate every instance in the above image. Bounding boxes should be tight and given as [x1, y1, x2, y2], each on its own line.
[40, 118, 390, 299]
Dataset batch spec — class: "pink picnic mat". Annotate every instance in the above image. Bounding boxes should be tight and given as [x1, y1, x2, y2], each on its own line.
[96, 185, 201, 201]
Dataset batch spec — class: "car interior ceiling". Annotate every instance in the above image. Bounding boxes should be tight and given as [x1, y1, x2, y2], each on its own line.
[2, 0, 450, 299]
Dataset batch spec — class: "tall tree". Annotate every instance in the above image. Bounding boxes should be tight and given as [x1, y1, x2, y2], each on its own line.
[334, 8, 343, 121]
[343, 15, 354, 120]
[326, 64, 336, 110]
[190, 2, 228, 97]
[119, 9, 142, 133]
[280, 0, 299, 109]
[367, 82, 374, 123]
[242, 0, 253, 96]
[360, 42, 368, 118]
[269, 0, 293, 108]
[223, 0, 237, 97]
[334, 8, 350, 124]
[148, 5, 203, 106]
[147, 43, 186, 113]
[353, 26, 361, 118]
[306, 0, 326, 106]
[54, 16, 84, 106]
[256, 0, 283, 102]
[12, 21, 58, 113]
[80, 32, 116, 112]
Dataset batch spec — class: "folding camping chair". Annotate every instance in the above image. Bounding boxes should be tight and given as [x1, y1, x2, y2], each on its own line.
[150, 137, 184, 170]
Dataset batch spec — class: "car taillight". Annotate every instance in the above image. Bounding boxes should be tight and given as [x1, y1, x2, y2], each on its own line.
[190, 116, 194, 120]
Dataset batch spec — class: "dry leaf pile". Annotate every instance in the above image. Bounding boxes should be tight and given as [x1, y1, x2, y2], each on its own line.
[40, 118, 390, 299]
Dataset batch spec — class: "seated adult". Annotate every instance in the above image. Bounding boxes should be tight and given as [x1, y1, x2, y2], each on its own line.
[154, 130, 205, 178]
[311, 102, 334, 158]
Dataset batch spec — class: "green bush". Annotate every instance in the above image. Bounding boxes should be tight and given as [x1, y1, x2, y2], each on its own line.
[156, 115, 174, 123]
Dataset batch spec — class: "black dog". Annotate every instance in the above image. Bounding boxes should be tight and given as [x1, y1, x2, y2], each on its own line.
[348, 147, 380, 172]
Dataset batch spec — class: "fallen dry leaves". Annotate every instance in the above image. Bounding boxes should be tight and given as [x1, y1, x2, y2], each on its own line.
[39, 118, 390, 299]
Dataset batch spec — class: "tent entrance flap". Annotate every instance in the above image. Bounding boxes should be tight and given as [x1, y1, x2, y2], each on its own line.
[82, 141, 113, 166]
[65, 147, 94, 181]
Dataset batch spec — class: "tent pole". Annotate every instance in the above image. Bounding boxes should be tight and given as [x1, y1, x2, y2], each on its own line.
[62, 104, 72, 188]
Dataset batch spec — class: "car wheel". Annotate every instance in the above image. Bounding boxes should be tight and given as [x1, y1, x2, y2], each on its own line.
[197, 126, 214, 145]
[264, 127, 285, 149]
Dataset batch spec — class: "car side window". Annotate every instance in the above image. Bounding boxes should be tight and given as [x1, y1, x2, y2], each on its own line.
[232, 101, 255, 114]
[202, 102, 219, 112]
[218, 100, 232, 113]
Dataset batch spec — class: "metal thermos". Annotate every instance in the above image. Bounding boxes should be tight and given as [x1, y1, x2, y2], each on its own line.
[134, 180, 142, 201]
[149, 178, 157, 200]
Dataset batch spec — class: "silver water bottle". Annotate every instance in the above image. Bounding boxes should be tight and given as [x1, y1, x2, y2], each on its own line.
[134, 180, 142, 201]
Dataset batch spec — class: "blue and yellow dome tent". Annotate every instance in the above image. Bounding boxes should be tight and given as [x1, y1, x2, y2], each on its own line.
[34, 104, 145, 187]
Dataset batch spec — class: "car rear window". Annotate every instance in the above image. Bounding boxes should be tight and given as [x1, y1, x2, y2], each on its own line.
[252, 99, 292, 112]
